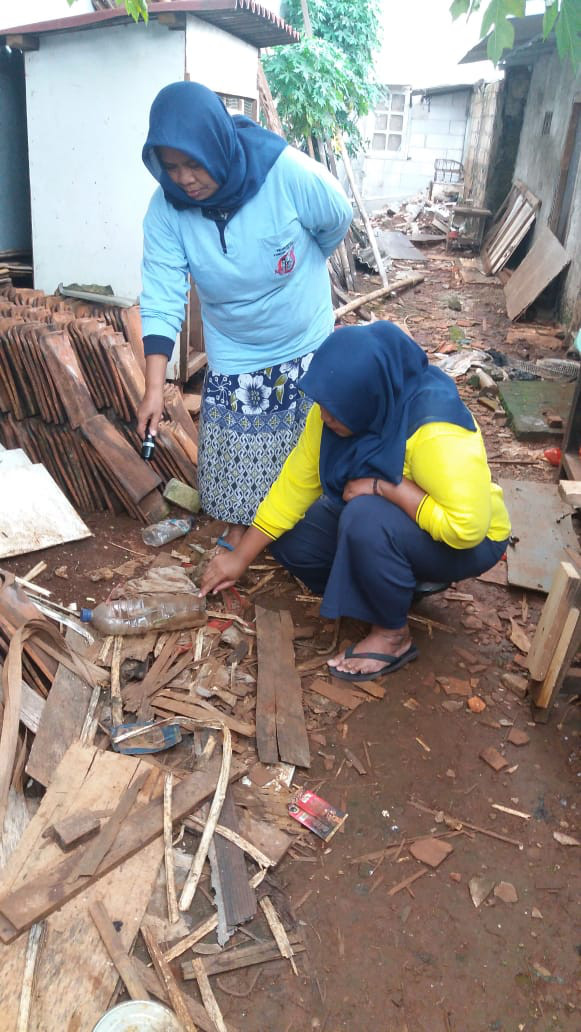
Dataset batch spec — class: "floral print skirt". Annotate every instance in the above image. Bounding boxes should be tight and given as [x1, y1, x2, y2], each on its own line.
[198, 352, 314, 525]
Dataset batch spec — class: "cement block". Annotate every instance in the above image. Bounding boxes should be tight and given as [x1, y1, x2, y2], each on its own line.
[163, 477, 201, 513]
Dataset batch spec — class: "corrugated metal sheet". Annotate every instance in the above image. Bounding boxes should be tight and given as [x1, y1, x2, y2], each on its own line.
[0, 1, 299, 49]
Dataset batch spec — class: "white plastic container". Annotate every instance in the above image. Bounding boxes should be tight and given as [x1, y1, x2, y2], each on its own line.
[91, 1000, 184, 1032]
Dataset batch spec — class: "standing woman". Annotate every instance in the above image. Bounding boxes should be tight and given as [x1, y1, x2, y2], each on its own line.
[137, 81, 352, 545]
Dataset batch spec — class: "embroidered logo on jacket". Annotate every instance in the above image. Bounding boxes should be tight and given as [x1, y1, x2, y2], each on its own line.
[274, 241, 296, 276]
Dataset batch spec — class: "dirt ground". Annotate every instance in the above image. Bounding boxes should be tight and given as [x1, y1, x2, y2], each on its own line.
[3, 248, 580, 1032]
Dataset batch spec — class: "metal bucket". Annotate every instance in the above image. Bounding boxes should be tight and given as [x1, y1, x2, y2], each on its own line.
[92, 1000, 184, 1032]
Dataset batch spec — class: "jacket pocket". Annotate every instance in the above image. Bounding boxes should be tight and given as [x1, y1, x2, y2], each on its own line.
[260, 224, 300, 280]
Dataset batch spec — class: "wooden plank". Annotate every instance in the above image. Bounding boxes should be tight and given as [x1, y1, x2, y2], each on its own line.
[306, 677, 366, 709]
[254, 606, 280, 764]
[531, 606, 581, 711]
[0, 749, 246, 941]
[71, 769, 149, 879]
[0, 744, 163, 1032]
[26, 629, 92, 788]
[276, 611, 310, 767]
[505, 226, 571, 321]
[500, 480, 578, 593]
[0, 666, 45, 735]
[153, 694, 255, 737]
[528, 562, 581, 680]
[182, 933, 306, 979]
[141, 924, 196, 1032]
[89, 900, 150, 1001]
[46, 812, 101, 852]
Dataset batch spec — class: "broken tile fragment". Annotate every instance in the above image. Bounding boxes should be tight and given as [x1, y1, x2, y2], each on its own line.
[501, 673, 528, 698]
[409, 837, 453, 868]
[469, 876, 495, 908]
[467, 695, 486, 713]
[494, 881, 518, 903]
[507, 727, 530, 747]
[479, 746, 509, 772]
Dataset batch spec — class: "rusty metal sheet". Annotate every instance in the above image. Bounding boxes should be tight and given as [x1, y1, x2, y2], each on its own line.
[500, 479, 578, 593]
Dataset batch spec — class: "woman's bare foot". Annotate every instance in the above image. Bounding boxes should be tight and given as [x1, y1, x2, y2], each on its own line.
[221, 524, 246, 549]
[328, 624, 412, 677]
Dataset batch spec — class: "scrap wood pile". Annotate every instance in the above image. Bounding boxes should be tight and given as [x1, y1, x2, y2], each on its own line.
[0, 540, 387, 1031]
[0, 284, 198, 521]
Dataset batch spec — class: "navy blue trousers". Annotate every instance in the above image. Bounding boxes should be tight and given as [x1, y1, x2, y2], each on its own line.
[270, 495, 508, 630]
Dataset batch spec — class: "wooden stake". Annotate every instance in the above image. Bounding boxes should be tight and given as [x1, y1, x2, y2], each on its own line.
[179, 726, 232, 911]
[164, 774, 179, 925]
[191, 959, 228, 1032]
[259, 895, 298, 975]
[90, 900, 150, 1001]
[16, 922, 45, 1032]
[141, 923, 197, 1032]
[387, 866, 429, 897]
[185, 815, 274, 869]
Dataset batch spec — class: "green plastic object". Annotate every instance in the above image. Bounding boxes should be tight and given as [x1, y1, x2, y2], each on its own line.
[162, 477, 201, 513]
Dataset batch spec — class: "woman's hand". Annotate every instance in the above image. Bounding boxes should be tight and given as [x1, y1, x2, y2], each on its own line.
[137, 386, 165, 437]
[200, 551, 248, 597]
[343, 478, 377, 502]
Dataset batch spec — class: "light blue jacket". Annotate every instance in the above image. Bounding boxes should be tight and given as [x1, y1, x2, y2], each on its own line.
[140, 147, 352, 375]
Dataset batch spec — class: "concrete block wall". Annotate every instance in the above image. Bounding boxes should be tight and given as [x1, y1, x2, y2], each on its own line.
[463, 81, 503, 208]
[357, 88, 472, 206]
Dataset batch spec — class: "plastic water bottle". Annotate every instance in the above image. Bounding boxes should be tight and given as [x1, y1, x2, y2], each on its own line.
[141, 516, 194, 547]
[80, 594, 206, 635]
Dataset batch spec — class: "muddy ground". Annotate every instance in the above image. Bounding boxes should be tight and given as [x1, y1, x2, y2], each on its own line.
[3, 247, 580, 1032]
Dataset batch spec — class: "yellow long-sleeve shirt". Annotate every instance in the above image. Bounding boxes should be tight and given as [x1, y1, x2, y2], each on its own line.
[253, 404, 511, 549]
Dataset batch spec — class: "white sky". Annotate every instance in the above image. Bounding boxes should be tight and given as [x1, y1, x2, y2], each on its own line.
[376, 0, 546, 89]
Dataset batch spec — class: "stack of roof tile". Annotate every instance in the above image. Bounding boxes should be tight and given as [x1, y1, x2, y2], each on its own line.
[0, 286, 198, 520]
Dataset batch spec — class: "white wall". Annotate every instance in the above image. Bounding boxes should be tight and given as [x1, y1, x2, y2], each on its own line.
[185, 15, 258, 100]
[25, 20, 184, 299]
[356, 88, 471, 208]
[0, 0, 94, 30]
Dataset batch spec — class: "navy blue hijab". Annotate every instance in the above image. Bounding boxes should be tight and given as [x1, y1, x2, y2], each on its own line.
[298, 322, 476, 503]
[143, 81, 287, 212]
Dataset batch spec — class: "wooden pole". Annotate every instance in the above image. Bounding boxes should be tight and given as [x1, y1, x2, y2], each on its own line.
[257, 62, 284, 136]
[300, 0, 313, 34]
[337, 135, 389, 287]
[333, 274, 424, 318]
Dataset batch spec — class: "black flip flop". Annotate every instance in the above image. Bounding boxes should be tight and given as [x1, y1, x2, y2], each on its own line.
[329, 643, 419, 682]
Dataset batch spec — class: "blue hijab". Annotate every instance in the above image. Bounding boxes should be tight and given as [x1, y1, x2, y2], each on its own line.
[298, 321, 476, 503]
[142, 81, 287, 212]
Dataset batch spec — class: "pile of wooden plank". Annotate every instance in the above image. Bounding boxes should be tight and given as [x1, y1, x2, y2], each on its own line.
[0, 285, 198, 519]
[481, 179, 540, 275]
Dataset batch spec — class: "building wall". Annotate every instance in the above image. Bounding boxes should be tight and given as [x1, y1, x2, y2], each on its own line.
[0, 49, 31, 252]
[356, 87, 472, 208]
[512, 49, 581, 321]
[463, 80, 502, 208]
[25, 20, 184, 301]
[185, 15, 258, 100]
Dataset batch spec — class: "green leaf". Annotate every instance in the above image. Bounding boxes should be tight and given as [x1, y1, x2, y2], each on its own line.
[543, 2, 560, 39]
[450, 0, 471, 19]
[555, 0, 581, 68]
[486, 16, 515, 62]
[273, 374, 287, 387]
[481, 0, 523, 39]
[275, 386, 285, 404]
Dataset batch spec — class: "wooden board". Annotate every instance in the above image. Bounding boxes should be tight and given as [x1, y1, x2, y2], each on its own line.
[500, 479, 578, 593]
[527, 562, 581, 680]
[254, 606, 279, 764]
[0, 749, 246, 940]
[0, 743, 164, 1032]
[26, 628, 92, 788]
[0, 464, 91, 559]
[276, 611, 310, 767]
[306, 677, 366, 710]
[505, 226, 571, 321]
